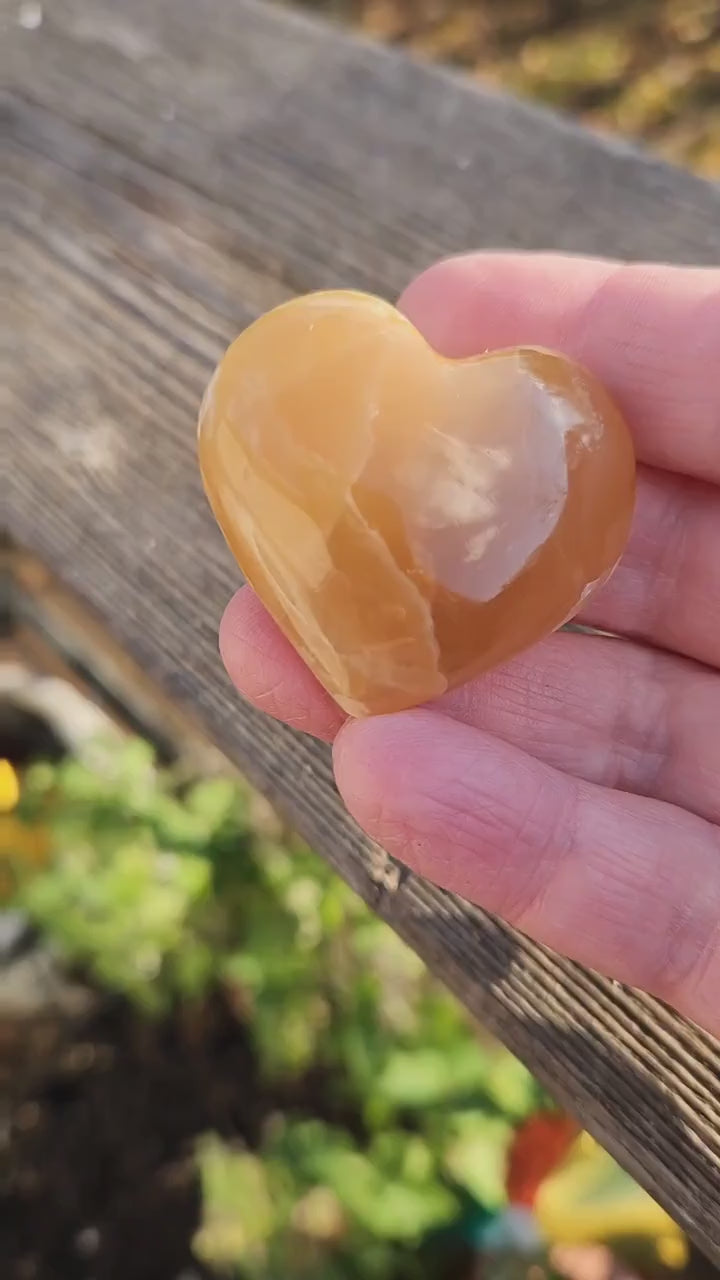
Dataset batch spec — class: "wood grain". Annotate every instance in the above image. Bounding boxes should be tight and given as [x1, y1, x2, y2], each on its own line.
[5, 0, 720, 1256]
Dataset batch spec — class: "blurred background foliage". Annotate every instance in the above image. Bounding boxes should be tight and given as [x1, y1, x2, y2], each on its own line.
[4, 739, 688, 1279]
[290, 0, 720, 176]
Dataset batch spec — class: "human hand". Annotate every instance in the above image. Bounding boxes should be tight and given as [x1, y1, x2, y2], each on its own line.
[218, 254, 720, 1038]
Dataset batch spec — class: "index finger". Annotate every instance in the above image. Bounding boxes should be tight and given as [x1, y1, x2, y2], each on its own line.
[400, 254, 720, 484]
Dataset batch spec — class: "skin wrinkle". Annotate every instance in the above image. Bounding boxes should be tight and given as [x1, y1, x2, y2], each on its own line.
[650, 835, 720, 1016]
[339, 713, 577, 926]
[643, 477, 695, 648]
[659, 663, 720, 822]
[679, 839, 720, 1030]
[571, 786, 720, 1002]
[560, 259, 627, 370]
[437, 631, 720, 822]
[651, 279, 720, 446]
[610, 643, 670, 795]
[579, 468, 720, 669]
[499, 652, 604, 762]
[678, 481, 720, 646]
[607, 482, 676, 638]
[496, 772, 580, 933]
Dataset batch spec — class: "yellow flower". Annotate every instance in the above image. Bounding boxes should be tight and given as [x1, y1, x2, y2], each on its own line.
[0, 759, 20, 814]
[536, 1134, 687, 1260]
[0, 813, 53, 900]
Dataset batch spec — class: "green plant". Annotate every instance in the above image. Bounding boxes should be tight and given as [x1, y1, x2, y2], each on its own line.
[9, 738, 555, 1278]
[194, 1120, 466, 1280]
[13, 741, 243, 1010]
[12, 739, 544, 1113]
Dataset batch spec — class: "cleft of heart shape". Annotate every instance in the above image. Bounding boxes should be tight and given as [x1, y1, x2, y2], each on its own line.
[198, 290, 635, 717]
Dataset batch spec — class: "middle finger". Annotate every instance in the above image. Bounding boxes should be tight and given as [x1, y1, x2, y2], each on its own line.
[577, 465, 720, 669]
[438, 628, 720, 826]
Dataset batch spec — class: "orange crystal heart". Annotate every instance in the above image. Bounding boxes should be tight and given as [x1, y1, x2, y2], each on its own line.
[198, 291, 635, 716]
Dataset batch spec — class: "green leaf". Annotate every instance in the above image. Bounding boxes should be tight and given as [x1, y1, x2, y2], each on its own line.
[313, 1148, 457, 1241]
[194, 1135, 279, 1271]
[375, 1042, 491, 1109]
[441, 1112, 512, 1212]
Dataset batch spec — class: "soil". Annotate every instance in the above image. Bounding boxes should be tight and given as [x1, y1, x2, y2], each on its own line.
[1, 985, 404, 1280]
[3, 989, 262, 1280]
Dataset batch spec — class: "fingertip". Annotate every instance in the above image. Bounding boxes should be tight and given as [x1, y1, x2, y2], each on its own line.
[333, 712, 403, 808]
[398, 251, 613, 358]
[333, 708, 487, 885]
[219, 587, 345, 742]
[398, 252, 507, 356]
[333, 706, 427, 814]
[397, 253, 480, 353]
[333, 708, 434, 786]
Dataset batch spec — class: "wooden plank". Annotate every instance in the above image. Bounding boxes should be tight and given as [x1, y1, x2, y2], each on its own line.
[5, 0, 720, 1257]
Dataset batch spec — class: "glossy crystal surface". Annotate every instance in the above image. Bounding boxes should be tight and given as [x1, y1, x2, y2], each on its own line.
[198, 291, 635, 716]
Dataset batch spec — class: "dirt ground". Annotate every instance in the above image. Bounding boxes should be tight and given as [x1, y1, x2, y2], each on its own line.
[4, 991, 254, 1280]
[3, 983, 475, 1280]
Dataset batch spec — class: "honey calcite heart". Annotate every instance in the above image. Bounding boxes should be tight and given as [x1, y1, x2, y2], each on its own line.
[198, 291, 635, 717]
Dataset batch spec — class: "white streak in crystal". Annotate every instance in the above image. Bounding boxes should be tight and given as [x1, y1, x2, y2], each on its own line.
[402, 362, 571, 603]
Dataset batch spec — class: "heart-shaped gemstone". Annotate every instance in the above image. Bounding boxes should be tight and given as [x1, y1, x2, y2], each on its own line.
[198, 291, 635, 716]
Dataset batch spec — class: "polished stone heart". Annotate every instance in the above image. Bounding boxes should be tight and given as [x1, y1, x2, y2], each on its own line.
[198, 291, 635, 716]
